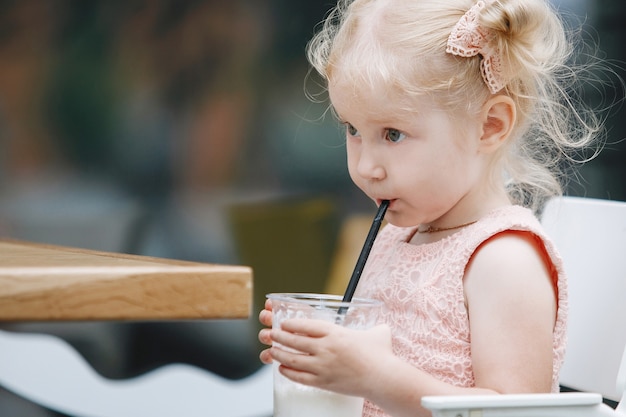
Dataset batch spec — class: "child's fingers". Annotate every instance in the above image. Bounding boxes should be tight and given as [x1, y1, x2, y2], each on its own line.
[278, 318, 334, 337]
[259, 348, 273, 364]
[258, 328, 273, 346]
[270, 327, 321, 356]
[259, 308, 273, 327]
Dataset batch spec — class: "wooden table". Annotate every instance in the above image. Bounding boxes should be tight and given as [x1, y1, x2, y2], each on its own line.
[0, 239, 252, 321]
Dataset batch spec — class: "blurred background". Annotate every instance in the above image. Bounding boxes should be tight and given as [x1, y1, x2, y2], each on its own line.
[0, 0, 624, 415]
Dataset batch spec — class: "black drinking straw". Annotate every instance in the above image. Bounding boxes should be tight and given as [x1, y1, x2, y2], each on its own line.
[339, 200, 389, 313]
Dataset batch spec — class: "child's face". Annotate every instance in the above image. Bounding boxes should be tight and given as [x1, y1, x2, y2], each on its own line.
[329, 80, 489, 227]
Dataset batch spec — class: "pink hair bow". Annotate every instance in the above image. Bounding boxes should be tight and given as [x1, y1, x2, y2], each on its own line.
[446, 0, 504, 94]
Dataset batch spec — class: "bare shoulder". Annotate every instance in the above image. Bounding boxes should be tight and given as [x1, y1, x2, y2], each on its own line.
[474, 230, 548, 264]
[464, 230, 555, 304]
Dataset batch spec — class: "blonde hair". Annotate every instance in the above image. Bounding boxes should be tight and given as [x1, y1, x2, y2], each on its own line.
[306, 0, 606, 213]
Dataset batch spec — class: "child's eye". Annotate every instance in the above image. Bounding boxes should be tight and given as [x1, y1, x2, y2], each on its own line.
[385, 129, 406, 143]
[346, 123, 360, 137]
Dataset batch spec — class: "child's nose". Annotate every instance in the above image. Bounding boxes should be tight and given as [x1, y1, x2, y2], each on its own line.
[356, 145, 386, 180]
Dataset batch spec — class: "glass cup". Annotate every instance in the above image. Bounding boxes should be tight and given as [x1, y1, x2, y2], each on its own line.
[267, 293, 382, 417]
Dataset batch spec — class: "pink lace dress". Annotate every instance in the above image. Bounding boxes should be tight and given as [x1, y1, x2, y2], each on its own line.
[353, 205, 567, 417]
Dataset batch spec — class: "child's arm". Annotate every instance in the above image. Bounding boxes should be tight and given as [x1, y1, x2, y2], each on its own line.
[464, 231, 557, 393]
[270, 319, 495, 417]
[269, 230, 557, 417]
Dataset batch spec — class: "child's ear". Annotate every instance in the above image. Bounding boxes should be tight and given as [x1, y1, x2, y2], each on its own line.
[479, 95, 516, 153]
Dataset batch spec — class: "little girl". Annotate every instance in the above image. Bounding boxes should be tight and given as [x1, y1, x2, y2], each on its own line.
[259, 0, 606, 416]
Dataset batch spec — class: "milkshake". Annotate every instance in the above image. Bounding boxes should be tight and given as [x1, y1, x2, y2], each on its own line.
[274, 363, 364, 417]
[267, 293, 382, 417]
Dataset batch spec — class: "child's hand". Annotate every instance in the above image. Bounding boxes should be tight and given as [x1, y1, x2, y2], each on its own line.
[270, 319, 392, 398]
[258, 298, 274, 364]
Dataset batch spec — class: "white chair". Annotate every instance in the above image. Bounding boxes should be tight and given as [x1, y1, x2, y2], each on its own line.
[0, 239, 273, 417]
[422, 196, 626, 416]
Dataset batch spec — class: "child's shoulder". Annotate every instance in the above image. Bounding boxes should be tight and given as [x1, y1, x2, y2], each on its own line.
[457, 204, 546, 254]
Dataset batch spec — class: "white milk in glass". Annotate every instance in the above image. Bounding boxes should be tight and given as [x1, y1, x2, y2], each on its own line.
[267, 293, 381, 417]
[273, 363, 364, 417]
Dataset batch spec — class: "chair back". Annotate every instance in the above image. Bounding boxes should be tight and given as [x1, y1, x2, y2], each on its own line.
[541, 196, 626, 403]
